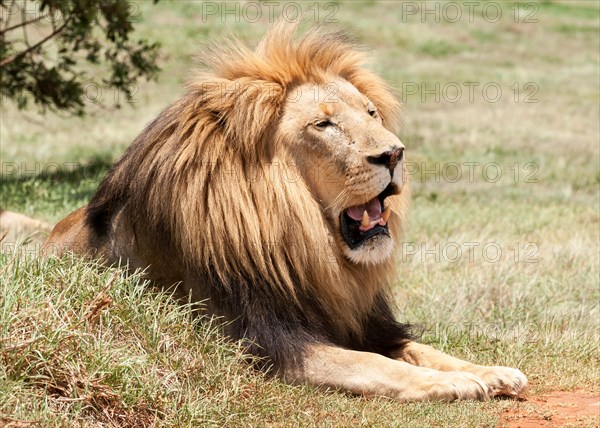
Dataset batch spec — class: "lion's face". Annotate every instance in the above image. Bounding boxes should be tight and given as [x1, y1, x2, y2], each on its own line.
[279, 79, 406, 265]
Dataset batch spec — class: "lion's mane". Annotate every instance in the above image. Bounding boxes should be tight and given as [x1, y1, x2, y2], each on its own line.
[86, 22, 411, 370]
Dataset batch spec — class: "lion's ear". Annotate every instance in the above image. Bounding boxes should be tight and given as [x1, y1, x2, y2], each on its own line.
[191, 76, 285, 159]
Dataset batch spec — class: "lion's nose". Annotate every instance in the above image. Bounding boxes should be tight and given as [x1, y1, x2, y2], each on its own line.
[367, 146, 404, 172]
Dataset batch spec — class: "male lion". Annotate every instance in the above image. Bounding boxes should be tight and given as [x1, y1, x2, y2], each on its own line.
[44, 23, 527, 401]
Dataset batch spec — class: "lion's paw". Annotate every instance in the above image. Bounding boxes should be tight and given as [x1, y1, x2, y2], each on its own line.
[476, 366, 528, 398]
[426, 371, 491, 402]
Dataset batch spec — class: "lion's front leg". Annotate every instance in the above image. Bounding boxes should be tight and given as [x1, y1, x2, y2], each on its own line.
[286, 343, 490, 402]
[395, 341, 528, 398]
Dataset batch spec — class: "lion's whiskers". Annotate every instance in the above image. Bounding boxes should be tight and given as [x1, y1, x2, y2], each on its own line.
[325, 187, 351, 213]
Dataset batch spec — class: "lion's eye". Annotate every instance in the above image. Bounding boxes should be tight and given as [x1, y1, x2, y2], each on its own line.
[368, 107, 378, 118]
[314, 120, 333, 129]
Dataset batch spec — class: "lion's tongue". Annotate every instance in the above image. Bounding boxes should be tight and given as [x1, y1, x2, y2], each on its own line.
[346, 198, 382, 222]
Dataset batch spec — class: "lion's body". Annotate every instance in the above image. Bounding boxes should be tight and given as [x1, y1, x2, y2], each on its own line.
[45, 23, 527, 401]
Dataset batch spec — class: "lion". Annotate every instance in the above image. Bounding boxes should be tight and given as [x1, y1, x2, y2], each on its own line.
[44, 22, 527, 401]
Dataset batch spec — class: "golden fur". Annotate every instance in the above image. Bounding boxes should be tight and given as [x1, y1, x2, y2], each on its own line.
[179, 26, 409, 335]
[183, 23, 407, 335]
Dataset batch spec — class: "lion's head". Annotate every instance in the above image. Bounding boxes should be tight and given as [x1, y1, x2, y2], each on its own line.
[186, 21, 408, 263]
[278, 78, 407, 265]
[82, 21, 409, 337]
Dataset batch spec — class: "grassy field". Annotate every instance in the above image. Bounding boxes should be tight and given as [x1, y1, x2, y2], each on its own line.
[1, 1, 599, 426]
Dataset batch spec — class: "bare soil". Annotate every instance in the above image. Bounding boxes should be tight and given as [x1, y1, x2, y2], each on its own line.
[500, 391, 599, 427]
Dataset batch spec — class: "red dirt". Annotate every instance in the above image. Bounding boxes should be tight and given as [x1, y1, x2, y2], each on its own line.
[499, 391, 599, 427]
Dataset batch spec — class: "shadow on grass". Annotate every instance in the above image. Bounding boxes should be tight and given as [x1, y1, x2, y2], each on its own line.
[0, 156, 113, 185]
[0, 157, 113, 211]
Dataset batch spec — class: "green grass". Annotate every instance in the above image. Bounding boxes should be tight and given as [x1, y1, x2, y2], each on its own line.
[1, 0, 599, 426]
[417, 39, 466, 58]
[540, 0, 600, 20]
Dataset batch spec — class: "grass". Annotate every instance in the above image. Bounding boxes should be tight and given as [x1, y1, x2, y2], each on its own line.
[0, 256, 508, 427]
[1, 0, 599, 426]
[417, 39, 466, 58]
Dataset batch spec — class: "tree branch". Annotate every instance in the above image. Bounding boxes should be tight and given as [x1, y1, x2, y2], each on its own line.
[0, 13, 48, 36]
[0, 16, 70, 68]
[1, 0, 17, 31]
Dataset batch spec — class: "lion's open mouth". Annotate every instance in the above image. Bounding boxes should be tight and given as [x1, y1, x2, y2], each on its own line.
[340, 183, 397, 249]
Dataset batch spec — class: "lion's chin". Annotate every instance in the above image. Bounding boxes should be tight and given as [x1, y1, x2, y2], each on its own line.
[342, 235, 394, 265]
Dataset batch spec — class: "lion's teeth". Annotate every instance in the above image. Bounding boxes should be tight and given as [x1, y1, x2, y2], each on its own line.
[381, 205, 391, 223]
[361, 210, 370, 228]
